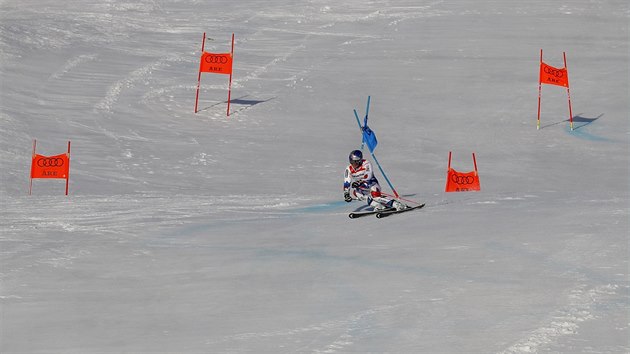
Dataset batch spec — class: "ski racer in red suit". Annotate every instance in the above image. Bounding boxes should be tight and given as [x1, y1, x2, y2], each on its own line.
[343, 150, 404, 211]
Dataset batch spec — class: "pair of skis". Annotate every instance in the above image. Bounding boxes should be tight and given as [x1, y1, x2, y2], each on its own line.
[348, 203, 425, 219]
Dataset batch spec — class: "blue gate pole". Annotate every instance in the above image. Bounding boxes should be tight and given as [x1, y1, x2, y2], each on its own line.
[353, 96, 399, 198]
[370, 152, 399, 198]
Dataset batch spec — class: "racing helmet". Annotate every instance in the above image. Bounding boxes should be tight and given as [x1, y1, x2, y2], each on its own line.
[349, 150, 363, 164]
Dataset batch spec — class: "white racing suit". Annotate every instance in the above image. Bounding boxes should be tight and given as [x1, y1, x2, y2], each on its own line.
[343, 159, 403, 210]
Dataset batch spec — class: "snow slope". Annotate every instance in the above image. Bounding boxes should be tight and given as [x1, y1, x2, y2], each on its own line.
[1, 0, 628, 352]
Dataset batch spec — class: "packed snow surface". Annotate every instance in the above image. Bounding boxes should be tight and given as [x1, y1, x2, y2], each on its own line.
[1, 0, 628, 353]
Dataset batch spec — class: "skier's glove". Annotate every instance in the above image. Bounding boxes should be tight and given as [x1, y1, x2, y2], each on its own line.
[351, 181, 363, 188]
[344, 191, 352, 202]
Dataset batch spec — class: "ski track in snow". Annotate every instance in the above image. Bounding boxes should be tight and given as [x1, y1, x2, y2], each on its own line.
[499, 284, 621, 354]
[204, 299, 438, 352]
[48, 54, 99, 80]
[94, 54, 183, 114]
[1, 194, 333, 240]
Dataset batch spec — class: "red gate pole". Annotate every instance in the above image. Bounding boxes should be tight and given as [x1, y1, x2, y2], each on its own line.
[194, 32, 206, 113]
[29, 139, 36, 195]
[226, 33, 234, 117]
[65, 141, 71, 195]
[564, 52, 574, 131]
[537, 49, 543, 130]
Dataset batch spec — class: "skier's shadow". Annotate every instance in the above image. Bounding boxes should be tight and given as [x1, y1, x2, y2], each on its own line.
[198, 95, 274, 114]
[572, 113, 603, 130]
[230, 96, 274, 106]
[540, 113, 603, 130]
[353, 205, 372, 212]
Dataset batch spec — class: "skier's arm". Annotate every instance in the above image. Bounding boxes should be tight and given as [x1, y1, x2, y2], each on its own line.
[343, 167, 353, 202]
[343, 166, 352, 191]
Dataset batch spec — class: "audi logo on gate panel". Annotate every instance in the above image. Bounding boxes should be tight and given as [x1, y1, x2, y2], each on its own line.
[36, 157, 64, 167]
[543, 66, 564, 78]
[451, 174, 475, 185]
[205, 55, 229, 64]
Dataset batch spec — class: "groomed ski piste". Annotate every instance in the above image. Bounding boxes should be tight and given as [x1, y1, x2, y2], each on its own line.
[1, 1, 628, 353]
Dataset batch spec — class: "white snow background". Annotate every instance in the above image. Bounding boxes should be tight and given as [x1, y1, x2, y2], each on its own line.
[1, 0, 628, 353]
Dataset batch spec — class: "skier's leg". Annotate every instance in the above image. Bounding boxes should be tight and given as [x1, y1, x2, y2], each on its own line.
[368, 185, 388, 210]
[369, 185, 405, 210]
[351, 187, 369, 202]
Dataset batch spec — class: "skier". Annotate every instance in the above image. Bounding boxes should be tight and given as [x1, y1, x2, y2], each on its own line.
[343, 150, 405, 211]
